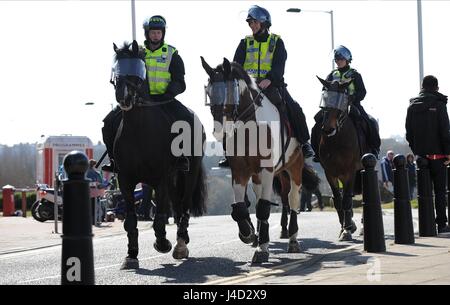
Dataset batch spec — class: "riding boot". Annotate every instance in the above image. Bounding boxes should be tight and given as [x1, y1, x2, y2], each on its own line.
[101, 107, 121, 173]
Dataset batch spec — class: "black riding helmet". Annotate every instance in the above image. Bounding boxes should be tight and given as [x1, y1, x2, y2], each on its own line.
[246, 5, 271, 29]
[143, 15, 167, 42]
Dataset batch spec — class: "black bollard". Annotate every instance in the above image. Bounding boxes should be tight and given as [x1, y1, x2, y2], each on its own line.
[416, 157, 437, 236]
[61, 151, 95, 285]
[447, 166, 450, 228]
[361, 153, 386, 252]
[393, 155, 415, 244]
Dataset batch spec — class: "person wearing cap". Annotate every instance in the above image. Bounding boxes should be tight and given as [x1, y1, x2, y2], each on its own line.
[406, 75, 450, 233]
[218, 5, 314, 167]
[102, 15, 190, 173]
[311, 45, 381, 162]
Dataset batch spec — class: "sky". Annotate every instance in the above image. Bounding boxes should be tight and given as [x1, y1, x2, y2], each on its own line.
[1, 0, 450, 146]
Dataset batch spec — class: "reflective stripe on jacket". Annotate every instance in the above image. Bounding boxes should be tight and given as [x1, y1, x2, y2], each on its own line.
[243, 33, 279, 79]
[144, 43, 175, 94]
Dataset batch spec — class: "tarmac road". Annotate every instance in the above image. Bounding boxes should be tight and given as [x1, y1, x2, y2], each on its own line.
[0, 211, 401, 285]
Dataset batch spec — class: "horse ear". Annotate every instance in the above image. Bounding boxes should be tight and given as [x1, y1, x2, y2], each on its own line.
[200, 56, 214, 77]
[113, 43, 118, 53]
[316, 76, 331, 89]
[223, 57, 231, 77]
[132, 40, 139, 56]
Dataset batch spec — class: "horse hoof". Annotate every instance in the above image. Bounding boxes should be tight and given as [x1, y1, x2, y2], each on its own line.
[280, 229, 289, 239]
[172, 246, 189, 260]
[339, 230, 353, 241]
[239, 232, 256, 245]
[154, 238, 172, 253]
[251, 250, 269, 264]
[287, 240, 301, 253]
[120, 257, 139, 270]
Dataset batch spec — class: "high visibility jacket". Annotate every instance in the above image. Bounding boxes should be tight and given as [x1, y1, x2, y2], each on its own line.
[331, 68, 356, 95]
[243, 33, 280, 79]
[144, 43, 176, 94]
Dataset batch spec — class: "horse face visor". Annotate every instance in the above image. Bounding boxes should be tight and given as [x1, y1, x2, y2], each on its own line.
[320, 90, 349, 112]
[205, 80, 239, 107]
[113, 58, 147, 81]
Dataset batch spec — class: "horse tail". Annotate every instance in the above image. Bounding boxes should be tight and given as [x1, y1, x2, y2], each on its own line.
[302, 165, 320, 191]
[272, 176, 282, 196]
[191, 157, 207, 217]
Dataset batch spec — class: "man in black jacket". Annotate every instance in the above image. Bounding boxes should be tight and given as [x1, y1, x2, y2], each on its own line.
[406, 75, 450, 233]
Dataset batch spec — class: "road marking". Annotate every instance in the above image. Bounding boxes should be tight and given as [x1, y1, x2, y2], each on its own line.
[18, 253, 168, 284]
[204, 244, 362, 285]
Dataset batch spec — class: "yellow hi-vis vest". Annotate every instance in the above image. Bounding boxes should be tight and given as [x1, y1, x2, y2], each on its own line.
[144, 43, 175, 94]
[331, 68, 356, 95]
[243, 33, 280, 79]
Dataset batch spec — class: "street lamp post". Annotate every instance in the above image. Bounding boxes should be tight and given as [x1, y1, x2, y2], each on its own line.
[287, 8, 335, 70]
[417, 0, 424, 89]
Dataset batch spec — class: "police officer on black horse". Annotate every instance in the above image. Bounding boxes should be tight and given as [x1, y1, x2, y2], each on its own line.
[102, 15, 190, 173]
[218, 5, 314, 167]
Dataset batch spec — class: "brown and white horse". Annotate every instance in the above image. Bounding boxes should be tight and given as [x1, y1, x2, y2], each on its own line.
[201, 57, 318, 263]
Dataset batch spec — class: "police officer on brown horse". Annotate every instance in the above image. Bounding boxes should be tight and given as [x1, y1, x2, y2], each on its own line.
[311, 45, 380, 163]
[218, 5, 314, 167]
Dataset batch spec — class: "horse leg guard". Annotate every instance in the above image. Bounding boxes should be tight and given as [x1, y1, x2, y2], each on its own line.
[153, 213, 172, 253]
[124, 213, 139, 259]
[280, 205, 289, 239]
[339, 210, 355, 241]
[176, 213, 190, 245]
[231, 202, 255, 244]
[287, 210, 301, 253]
[256, 199, 271, 245]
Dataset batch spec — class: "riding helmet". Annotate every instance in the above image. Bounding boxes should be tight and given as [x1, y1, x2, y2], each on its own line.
[334, 45, 352, 62]
[143, 15, 167, 40]
[246, 5, 271, 27]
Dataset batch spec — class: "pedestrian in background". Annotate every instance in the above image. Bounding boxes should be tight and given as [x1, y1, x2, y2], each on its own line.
[406, 75, 450, 233]
[380, 150, 394, 192]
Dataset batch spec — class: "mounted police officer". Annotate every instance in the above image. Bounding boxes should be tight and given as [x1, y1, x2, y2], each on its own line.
[218, 5, 314, 167]
[311, 45, 381, 162]
[102, 15, 190, 172]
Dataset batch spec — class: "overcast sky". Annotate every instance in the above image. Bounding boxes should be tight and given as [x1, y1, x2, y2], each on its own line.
[1, 0, 449, 146]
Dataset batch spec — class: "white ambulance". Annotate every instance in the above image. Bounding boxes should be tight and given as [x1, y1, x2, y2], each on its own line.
[36, 135, 94, 187]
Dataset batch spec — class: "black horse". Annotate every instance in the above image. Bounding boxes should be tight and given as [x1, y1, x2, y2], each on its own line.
[112, 41, 206, 269]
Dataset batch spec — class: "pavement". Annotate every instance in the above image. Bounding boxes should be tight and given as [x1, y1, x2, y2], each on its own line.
[1, 212, 449, 285]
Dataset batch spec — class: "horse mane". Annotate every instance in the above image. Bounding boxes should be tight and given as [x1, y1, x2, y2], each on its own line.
[114, 41, 145, 60]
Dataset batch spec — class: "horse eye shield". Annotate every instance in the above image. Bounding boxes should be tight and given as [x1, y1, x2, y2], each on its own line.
[320, 90, 349, 111]
[205, 80, 239, 106]
[113, 58, 146, 81]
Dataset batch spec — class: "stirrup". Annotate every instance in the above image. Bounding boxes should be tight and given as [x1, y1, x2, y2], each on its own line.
[218, 157, 229, 168]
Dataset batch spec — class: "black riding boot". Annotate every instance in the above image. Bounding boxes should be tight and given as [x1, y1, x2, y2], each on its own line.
[101, 107, 121, 173]
[311, 111, 323, 163]
[284, 93, 314, 158]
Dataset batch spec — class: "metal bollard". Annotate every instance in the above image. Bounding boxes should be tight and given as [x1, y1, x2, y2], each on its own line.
[416, 157, 437, 237]
[361, 153, 386, 252]
[393, 155, 415, 244]
[61, 151, 95, 285]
